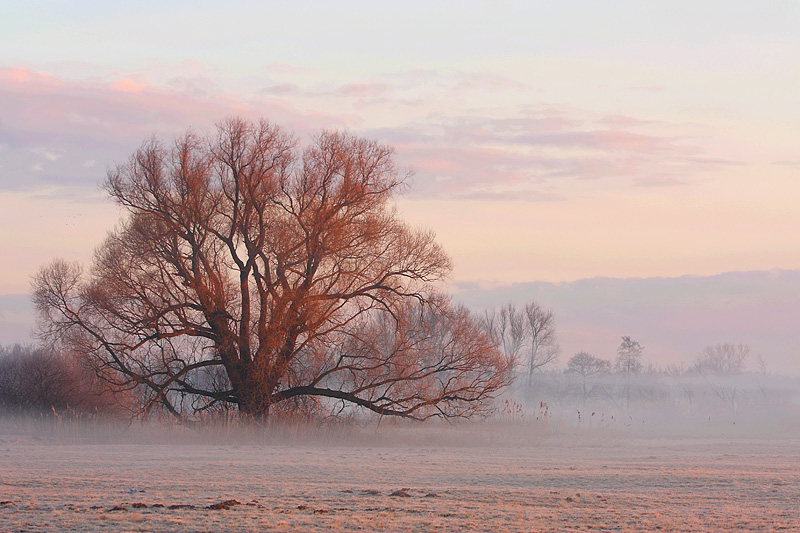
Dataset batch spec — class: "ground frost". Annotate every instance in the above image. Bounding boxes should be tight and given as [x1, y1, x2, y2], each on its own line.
[0, 432, 798, 531]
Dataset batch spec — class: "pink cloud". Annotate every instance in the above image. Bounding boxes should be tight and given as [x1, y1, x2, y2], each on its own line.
[585, 130, 666, 152]
[679, 156, 746, 167]
[111, 78, 148, 93]
[338, 84, 684, 189]
[369, 110, 725, 200]
[7, 67, 36, 83]
[0, 67, 339, 197]
[491, 129, 678, 153]
[0, 66, 739, 203]
[1, 67, 231, 141]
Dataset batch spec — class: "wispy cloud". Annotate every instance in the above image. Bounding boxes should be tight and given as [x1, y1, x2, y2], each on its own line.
[369, 110, 733, 200]
[165, 75, 221, 98]
[260, 81, 389, 101]
[241, 69, 724, 201]
[30, 147, 64, 161]
[110, 77, 148, 93]
[0, 68, 224, 193]
[0, 67, 337, 197]
[0, 66, 742, 203]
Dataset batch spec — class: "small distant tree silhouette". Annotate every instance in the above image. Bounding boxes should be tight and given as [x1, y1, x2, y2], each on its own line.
[614, 336, 644, 412]
[694, 343, 749, 376]
[481, 301, 559, 389]
[566, 351, 611, 403]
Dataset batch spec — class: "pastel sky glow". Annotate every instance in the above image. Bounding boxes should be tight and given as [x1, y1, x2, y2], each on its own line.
[1, 2, 799, 369]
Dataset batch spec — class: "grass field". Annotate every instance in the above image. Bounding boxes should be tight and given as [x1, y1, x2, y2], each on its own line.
[1, 419, 798, 532]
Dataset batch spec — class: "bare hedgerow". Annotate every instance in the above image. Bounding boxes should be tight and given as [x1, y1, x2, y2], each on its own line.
[0, 344, 127, 416]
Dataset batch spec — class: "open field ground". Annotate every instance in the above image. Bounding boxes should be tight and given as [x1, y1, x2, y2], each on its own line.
[0, 421, 798, 532]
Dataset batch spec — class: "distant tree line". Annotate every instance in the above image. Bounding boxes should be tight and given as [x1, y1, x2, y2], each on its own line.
[562, 339, 752, 382]
[522, 339, 771, 420]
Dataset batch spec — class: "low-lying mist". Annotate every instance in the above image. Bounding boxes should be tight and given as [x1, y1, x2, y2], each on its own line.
[509, 369, 800, 437]
[2, 370, 797, 449]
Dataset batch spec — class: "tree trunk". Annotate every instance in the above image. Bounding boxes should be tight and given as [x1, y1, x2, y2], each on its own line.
[229, 362, 275, 420]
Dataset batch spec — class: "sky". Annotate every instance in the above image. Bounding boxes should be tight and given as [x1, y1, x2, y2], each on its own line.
[1, 1, 799, 370]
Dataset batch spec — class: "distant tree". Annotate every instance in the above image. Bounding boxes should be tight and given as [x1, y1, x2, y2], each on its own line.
[481, 301, 559, 387]
[615, 336, 643, 412]
[481, 303, 527, 367]
[33, 118, 512, 422]
[614, 336, 644, 376]
[694, 343, 750, 376]
[664, 362, 689, 378]
[566, 351, 611, 401]
[755, 353, 767, 376]
[522, 302, 560, 384]
[693, 343, 750, 418]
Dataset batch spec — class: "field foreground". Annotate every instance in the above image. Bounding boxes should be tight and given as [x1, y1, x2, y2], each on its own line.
[0, 425, 798, 532]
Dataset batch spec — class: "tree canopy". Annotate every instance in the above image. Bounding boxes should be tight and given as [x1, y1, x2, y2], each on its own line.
[34, 117, 511, 421]
[694, 343, 750, 376]
[566, 352, 611, 378]
[614, 336, 644, 376]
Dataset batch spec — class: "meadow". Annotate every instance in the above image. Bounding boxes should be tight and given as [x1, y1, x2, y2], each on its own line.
[1, 417, 798, 532]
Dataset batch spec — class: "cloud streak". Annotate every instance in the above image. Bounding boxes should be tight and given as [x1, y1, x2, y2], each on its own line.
[0, 67, 338, 198]
[369, 111, 731, 200]
[0, 66, 745, 203]
[251, 69, 743, 201]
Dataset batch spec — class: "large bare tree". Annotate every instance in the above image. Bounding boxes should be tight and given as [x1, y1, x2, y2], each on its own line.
[33, 118, 511, 421]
